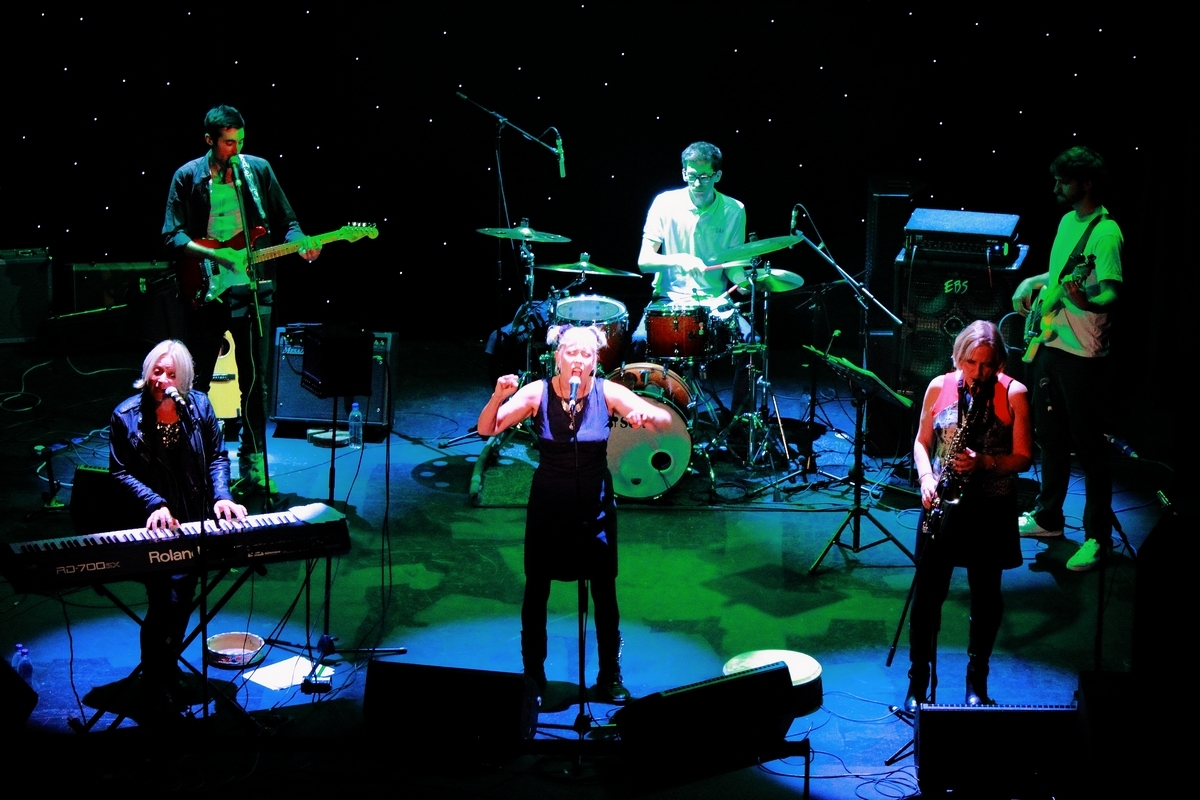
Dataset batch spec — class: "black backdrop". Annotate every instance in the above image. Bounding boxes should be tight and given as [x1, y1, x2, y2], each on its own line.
[2, 7, 1176, 458]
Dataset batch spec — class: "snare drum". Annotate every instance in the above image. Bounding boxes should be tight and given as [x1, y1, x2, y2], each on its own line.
[606, 363, 693, 499]
[554, 295, 628, 373]
[644, 300, 709, 362]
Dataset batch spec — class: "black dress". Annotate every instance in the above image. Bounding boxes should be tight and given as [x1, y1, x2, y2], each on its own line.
[524, 378, 618, 581]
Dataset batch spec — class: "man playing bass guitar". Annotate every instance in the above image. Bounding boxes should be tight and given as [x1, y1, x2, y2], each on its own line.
[1011, 145, 1123, 572]
[162, 104, 321, 494]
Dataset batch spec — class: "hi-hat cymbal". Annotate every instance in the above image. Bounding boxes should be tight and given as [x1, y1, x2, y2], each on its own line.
[708, 234, 804, 264]
[730, 267, 805, 294]
[536, 260, 639, 278]
[477, 226, 572, 243]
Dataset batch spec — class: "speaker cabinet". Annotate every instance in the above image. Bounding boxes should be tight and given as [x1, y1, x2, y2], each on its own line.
[363, 660, 538, 748]
[272, 327, 394, 430]
[894, 246, 1028, 395]
[916, 703, 1077, 795]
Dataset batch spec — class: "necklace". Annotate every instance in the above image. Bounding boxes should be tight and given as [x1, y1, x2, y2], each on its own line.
[557, 377, 585, 430]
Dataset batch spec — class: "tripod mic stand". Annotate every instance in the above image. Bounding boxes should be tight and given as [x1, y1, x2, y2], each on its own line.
[805, 346, 916, 573]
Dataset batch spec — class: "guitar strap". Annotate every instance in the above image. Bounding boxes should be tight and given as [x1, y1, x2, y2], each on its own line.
[1062, 212, 1107, 278]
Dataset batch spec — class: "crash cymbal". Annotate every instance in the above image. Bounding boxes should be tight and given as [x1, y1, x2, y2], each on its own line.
[476, 226, 572, 243]
[729, 267, 805, 294]
[707, 234, 804, 264]
[536, 259, 640, 278]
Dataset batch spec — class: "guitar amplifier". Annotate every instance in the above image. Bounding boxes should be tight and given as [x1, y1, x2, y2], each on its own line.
[272, 326, 394, 430]
[0, 247, 52, 344]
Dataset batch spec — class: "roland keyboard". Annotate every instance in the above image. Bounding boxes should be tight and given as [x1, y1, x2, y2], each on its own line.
[1, 503, 350, 594]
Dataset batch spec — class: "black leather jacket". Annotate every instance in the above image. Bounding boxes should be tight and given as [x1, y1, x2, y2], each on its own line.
[109, 391, 232, 524]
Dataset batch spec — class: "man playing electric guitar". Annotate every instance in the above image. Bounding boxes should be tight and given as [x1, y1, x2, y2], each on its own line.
[163, 104, 322, 494]
[1011, 146, 1123, 572]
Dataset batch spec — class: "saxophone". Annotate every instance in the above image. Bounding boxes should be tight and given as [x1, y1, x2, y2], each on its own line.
[922, 379, 992, 541]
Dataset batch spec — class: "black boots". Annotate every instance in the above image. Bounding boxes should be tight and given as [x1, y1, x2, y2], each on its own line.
[596, 629, 630, 704]
[904, 663, 930, 713]
[966, 659, 994, 706]
[521, 630, 547, 694]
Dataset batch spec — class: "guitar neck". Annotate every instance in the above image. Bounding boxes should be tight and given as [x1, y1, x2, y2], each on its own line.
[248, 230, 346, 264]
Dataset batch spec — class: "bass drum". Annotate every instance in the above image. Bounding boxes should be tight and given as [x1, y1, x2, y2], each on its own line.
[606, 363, 692, 499]
[554, 295, 627, 374]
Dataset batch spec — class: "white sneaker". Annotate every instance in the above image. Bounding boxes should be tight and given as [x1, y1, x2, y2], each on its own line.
[1018, 512, 1063, 538]
[1066, 539, 1108, 572]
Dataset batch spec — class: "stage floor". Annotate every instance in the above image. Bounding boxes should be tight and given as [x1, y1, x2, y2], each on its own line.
[0, 336, 1167, 797]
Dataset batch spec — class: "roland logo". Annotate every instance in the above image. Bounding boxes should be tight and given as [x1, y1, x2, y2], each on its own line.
[148, 548, 195, 564]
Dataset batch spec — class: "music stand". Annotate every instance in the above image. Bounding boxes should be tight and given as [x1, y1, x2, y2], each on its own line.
[804, 345, 916, 573]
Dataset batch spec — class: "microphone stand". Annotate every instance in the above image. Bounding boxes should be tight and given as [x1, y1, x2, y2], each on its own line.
[456, 92, 563, 378]
[230, 155, 274, 510]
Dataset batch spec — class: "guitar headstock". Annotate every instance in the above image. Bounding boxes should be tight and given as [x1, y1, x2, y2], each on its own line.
[338, 223, 379, 242]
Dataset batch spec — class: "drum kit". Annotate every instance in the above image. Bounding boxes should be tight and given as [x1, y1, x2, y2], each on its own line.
[476, 223, 810, 500]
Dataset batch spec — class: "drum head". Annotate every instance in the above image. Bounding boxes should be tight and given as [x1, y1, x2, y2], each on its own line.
[555, 295, 626, 324]
[607, 399, 691, 499]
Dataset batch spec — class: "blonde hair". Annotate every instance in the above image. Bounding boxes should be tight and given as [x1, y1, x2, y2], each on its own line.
[133, 339, 195, 395]
[951, 321, 1007, 372]
[546, 324, 607, 351]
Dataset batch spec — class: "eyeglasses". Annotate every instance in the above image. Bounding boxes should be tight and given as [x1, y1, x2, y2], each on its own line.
[682, 170, 717, 185]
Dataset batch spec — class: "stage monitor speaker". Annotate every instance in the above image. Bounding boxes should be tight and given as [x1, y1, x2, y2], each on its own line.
[363, 660, 538, 748]
[70, 465, 147, 535]
[613, 662, 794, 754]
[273, 327, 394, 430]
[915, 703, 1077, 796]
[1, 664, 38, 733]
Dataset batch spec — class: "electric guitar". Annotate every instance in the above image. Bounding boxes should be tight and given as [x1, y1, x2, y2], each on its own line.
[177, 223, 379, 308]
[1021, 253, 1096, 363]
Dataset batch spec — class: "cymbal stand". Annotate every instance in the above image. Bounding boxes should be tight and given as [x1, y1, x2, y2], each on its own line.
[443, 222, 569, 449]
[706, 258, 782, 468]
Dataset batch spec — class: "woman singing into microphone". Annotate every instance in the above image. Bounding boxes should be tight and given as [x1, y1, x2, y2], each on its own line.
[478, 324, 671, 703]
[109, 339, 246, 715]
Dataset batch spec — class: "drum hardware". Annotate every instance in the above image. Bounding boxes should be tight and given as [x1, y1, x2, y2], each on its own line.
[445, 219, 573, 449]
[706, 254, 792, 469]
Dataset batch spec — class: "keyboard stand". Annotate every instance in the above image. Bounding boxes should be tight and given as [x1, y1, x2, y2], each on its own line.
[68, 566, 264, 734]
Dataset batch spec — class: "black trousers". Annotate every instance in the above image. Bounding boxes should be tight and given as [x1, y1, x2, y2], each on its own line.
[1029, 347, 1113, 545]
[183, 284, 273, 455]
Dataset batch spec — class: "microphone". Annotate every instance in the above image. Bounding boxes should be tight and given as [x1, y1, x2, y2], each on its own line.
[164, 386, 188, 408]
[229, 154, 243, 187]
[790, 204, 799, 233]
[556, 136, 566, 179]
[568, 376, 580, 409]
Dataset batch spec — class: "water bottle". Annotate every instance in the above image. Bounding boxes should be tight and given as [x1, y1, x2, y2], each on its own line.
[11, 643, 24, 671]
[13, 645, 32, 685]
[348, 402, 364, 450]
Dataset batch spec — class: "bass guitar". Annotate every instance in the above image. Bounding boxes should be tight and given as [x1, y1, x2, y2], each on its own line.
[177, 223, 378, 308]
[1021, 253, 1095, 363]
